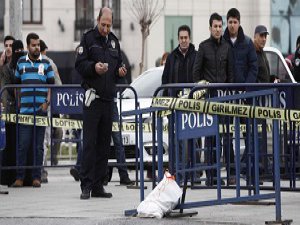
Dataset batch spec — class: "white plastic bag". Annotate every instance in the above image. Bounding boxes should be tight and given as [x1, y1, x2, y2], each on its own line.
[137, 171, 182, 218]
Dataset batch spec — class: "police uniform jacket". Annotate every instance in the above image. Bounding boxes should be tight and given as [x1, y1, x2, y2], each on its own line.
[75, 26, 122, 101]
[193, 36, 234, 83]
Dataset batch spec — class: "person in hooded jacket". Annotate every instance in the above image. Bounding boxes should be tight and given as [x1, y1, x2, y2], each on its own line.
[0, 40, 25, 186]
[223, 8, 257, 83]
[222, 8, 258, 184]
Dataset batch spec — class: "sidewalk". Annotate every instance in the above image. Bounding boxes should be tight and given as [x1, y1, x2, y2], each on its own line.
[0, 167, 298, 225]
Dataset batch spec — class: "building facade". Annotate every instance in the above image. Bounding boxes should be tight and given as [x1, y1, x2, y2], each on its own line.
[0, 0, 299, 81]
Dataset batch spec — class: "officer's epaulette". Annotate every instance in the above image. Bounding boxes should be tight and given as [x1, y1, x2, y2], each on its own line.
[109, 32, 119, 41]
[83, 28, 94, 35]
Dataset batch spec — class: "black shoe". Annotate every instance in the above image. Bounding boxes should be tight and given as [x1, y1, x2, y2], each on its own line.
[70, 167, 80, 182]
[80, 189, 90, 200]
[91, 187, 112, 198]
[120, 177, 134, 186]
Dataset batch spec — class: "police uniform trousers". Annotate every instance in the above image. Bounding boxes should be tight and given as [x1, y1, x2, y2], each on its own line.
[80, 99, 112, 191]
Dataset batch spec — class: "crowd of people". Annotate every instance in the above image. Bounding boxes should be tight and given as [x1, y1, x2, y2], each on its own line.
[0, 7, 134, 194]
[160, 8, 299, 186]
[0, 6, 299, 199]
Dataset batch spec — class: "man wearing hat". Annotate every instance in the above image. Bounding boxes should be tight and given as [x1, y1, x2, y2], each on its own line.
[254, 25, 271, 83]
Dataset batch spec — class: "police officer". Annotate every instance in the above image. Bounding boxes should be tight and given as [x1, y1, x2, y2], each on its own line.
[75, 7, 127, 200]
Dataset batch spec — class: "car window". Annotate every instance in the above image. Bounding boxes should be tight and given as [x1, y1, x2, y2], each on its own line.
[265, 51, 293, 83]
[122, 68, 163, 98]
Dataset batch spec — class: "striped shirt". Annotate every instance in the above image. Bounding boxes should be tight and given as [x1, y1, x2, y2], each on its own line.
[15, 54, 55, 114]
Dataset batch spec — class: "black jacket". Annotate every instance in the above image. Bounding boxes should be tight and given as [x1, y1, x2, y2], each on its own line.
[0, 64, 16, 113]
[193, 36, 234, 83]
[256, 49, 270, 83]
[162, 43, 196, 84]
[294, 46, 300, 82]
[75, 26, 122, 101]
[223, 27, 258, 83]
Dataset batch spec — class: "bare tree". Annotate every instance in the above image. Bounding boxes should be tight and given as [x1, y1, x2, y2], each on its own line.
[128, 0, 166, 74]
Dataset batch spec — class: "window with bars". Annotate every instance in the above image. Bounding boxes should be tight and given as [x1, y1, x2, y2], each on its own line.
[102, 0, 121, 40]
[0, 0, 4, 41]
[75, 0, 94, 41]
[23, 0, 43, 24]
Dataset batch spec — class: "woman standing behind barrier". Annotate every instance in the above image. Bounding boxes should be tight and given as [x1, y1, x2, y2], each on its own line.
[0, 40, 24, 186]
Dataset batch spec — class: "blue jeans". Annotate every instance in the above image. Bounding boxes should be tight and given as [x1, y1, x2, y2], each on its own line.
[112, 102, 128, 179]
[16, 124, 46, 180]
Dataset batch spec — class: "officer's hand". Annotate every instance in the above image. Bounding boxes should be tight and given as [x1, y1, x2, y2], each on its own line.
[95, 62, 108, 75]
[118, 65, 127, 77]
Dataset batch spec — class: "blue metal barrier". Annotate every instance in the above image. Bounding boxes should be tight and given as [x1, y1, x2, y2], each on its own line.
[123, 83, 294, 223]
[0, 84, 139, 183]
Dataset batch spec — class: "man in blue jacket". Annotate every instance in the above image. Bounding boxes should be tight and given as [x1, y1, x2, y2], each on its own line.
[223, 8, 258, 83]
[223, 8, 258, 183]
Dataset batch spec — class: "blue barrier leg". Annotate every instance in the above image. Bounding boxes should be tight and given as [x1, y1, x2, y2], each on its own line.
[272, 93, 282, 221]
[168, 113, 175, 174]
[253, 118, 260, 195]
[157, 115, 163, 181]
[138, 113, 144, 201]
[216, 120, 221, 201]
[235, 116, 241, 198]
[175, 112, 180, 184]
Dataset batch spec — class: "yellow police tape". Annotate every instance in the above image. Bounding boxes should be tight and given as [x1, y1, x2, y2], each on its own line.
[0, 113, 169, 132]
[1, 96, 297, 132]
[1, 113, 83, 129]
[1, 113, 273, 133]
[151, 97, 297, 121]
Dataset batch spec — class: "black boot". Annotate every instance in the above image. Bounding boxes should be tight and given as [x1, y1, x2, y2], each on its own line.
[91, 186, 112, 198]
[120, 176, 134, 185]
[80, 189, 90, 200]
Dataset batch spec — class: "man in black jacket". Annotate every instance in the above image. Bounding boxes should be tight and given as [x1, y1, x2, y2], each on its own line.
[75, 7, 127, 200]
[193, 13, 234, 83]
[253, 25, 270, 83]
[162, 25, 196, 86]
[193, 13, 234, 186]
[161, 25, 197, 182]
[294, 36, 300, 82]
